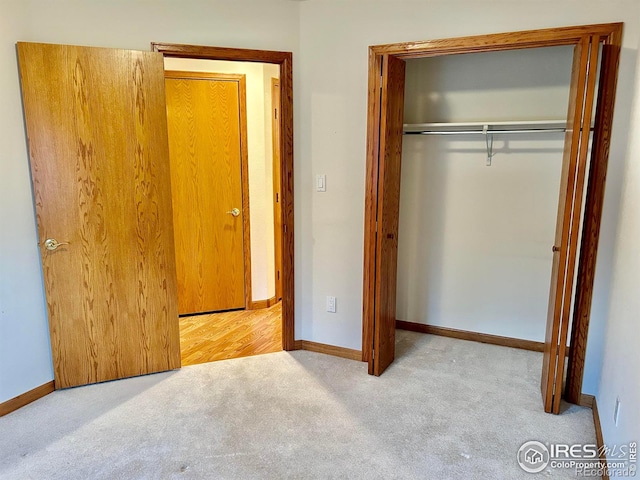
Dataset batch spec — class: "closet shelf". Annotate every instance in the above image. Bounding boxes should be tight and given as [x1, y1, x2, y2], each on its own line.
[403, 120, 569, 135]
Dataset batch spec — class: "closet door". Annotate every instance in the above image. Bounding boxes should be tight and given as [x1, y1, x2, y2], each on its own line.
[541, 37, 599, 413]
[370, 55, 406, 376]
[17, 42, 181, 389]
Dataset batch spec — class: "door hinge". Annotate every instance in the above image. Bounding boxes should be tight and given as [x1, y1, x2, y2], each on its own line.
[277, 270, 280, 280]
[275, 108, 278, 120]
[276, 192, 279, 203]
[284, 224, 287, 233]
[375, 221, 378, 233]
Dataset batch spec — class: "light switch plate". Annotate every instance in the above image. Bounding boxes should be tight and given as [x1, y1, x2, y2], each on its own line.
[316, 174, 326, 192]
[326, 296, 336, 313]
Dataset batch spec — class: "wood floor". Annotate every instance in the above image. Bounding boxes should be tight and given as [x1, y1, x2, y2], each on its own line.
[179, 302, 282, 366]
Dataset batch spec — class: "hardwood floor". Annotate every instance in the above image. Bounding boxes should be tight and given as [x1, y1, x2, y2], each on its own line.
[179, 302, 282, 366]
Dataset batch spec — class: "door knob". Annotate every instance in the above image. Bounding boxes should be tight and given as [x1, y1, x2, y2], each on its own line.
[226, 208, 240, 217]
[44, 238, 69, 251]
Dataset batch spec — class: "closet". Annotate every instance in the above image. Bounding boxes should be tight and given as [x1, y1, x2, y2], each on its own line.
[361, 24, 622, 414]
[397, 47, 572, 351]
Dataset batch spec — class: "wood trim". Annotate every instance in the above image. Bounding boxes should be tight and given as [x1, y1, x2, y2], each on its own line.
[153, 43, 295, 351]
[370, 23, 623, 58]
[396, 320, 573, 354]
[566, 25, 623, 405]
[271, 77, 283, 303]
[248, 296, 278, 310]
[152, 43, 290, 64]
[592, 397, 610, 480]
[0, 381, 54, 417]
[577, 395, 609, 480]
[294, 340, 362, 361]
[579, 393, 595, 408]
[279, 52, 295, 352]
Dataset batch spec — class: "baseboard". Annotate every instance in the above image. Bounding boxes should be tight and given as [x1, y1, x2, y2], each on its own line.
[396, 320, 559, 354]
[573, 394, 608, 480]
[0, 381, 55, 417]
[591, 396, 609, 480]
[294, 340, 362, 361]
[248, 296, 278, 310]
[579, 393, 595, 408]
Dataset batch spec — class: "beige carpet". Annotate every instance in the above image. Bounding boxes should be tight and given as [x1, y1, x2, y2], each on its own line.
[0, 331, 596, 479]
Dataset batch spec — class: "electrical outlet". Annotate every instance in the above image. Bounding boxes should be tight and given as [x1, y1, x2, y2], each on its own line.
[326, 296, 336, 313]
[614, 397, 621, 426]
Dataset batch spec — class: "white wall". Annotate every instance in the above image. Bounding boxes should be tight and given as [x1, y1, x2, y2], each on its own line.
[596, 32, 640, 468]
[164, 58, 279, 302]
[396, 48, 571, 341]
[0, 0, 299, 403]
[298, 0, 639, 398]
[0, 0, 53, 404]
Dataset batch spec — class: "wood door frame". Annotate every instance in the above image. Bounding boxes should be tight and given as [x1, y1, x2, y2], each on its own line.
[362, 23, 622, 409]
[271, 77, 283, 302]
[164, 70, 253, 311]
[152, 43, 295, 351]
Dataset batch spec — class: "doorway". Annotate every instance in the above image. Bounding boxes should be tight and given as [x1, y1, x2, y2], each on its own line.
[155, 45, 293, 365]
[361, 24, 622, 414]
[17, 41, 295, 391]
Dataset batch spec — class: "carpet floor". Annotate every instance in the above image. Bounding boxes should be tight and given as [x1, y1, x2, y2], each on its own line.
[0, 331, 596, 479]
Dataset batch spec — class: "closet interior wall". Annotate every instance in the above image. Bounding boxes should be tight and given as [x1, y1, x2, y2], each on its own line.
[396, 46, 579, 343]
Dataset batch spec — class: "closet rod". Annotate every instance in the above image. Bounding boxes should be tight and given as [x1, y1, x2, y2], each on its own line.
[403, 120, 594, 136]
[404, 128, 567, 135]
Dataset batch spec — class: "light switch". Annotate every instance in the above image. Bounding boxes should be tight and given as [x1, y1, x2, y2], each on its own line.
[326, 296, 336, 313]
[316, 174, 326, 192]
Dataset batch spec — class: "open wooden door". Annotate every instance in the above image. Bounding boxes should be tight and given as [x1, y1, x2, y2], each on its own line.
[370, 55, 406, 376]
[541, 36, 600, 413]
[17, 43, 181, 389]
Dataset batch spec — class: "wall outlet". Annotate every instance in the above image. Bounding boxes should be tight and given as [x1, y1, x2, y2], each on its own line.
[614, 397, 621, 426]
[326, 296, 336, 313]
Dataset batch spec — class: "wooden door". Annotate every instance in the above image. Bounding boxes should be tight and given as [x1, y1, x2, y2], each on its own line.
[164, 72, 249, 315]
[17, 42, 181, 389]
[370, 55, 406, 376]
[271, 77, 283, 302]
[541, 37, 600, 413]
